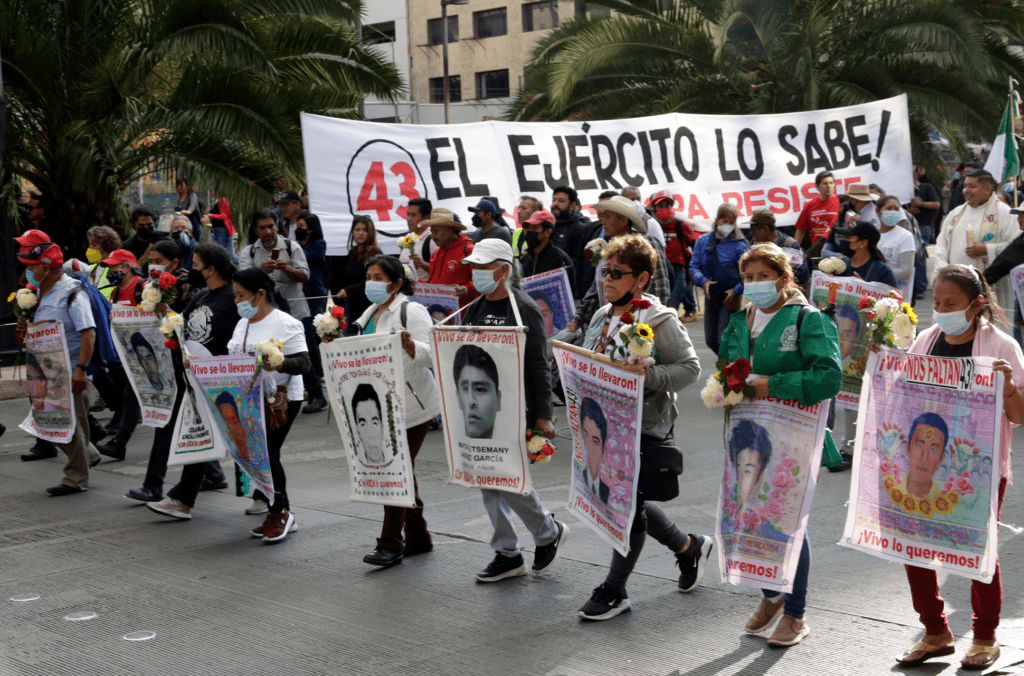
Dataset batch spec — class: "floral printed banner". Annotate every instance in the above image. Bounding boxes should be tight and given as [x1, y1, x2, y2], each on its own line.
[840, 348, 1003, 581]
[109, 306, 177, 427]
[715, 396, 830, 594]
[19, 320, 75, 443]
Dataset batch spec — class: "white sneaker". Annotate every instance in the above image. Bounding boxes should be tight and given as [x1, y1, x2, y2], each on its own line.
[245, 498, 269, 515]
[147, 498, 192, 520]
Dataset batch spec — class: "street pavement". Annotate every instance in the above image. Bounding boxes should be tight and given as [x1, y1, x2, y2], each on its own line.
[3, 291, 1024, 676]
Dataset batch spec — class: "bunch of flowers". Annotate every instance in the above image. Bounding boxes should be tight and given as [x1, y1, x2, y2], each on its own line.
[398, 232, 420, 255]
[8, 286, 38, 320]
[525, 428, 555, 464]
[859, 290, 917, 348]
[701, 357, 754, 408]
[818, 257, 847, 275]
[138, 271, 180, 314]
[584, 238, 607, 267]
[314, 303, 348, 338]
[611, 298, 655, 362]
[248, 338, 285, 393]
[159, 312, 183, 349]
[881, 461, 972, 518]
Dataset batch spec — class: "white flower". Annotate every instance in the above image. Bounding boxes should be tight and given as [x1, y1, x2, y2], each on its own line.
[700, 376, 723, 409]
[159, 312, 182, 337]
[527, 436, 545, 454]
[257, 339, 285, 367]
[725, 390, 745, 406]
[818, 257, 847, 275]
[16, 289, 37, 309]
[874, 297, 900, 321]
[627, 339, 653, 358]
[889, 312, 916, 346]
[534, 453, 551, 464]
[586, 238, 607, 252]
[139, 300, 157, 313]
[313, 312, 340, 337]
[142, 284, 161, 304]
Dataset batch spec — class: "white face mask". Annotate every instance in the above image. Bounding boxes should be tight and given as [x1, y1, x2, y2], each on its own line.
[717, 223, 736, 236]
[933, 309, 972, 336]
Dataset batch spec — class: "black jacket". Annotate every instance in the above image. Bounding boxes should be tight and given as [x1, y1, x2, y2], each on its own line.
[520, 242, 577, 298]
[551, 211, 601, 300]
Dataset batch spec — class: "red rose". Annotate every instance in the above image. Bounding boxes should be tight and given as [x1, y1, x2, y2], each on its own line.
[726, 375, 745, 392]
[330, 305, 346, 319]
[859, 296, 874, 309]
[888, 290, 903, 302]
[27, 285, 37, 293]
[630, 298, 652, 310]
[150, 269, 161, 279]
[158, 272, 176, 290]
[866, 311, 875, 321]
[585, 249, 593, 260]
[164, 338, 178, 350]
[620, 312, 634, 324]
[723, 358, 751, 381]
[542, 444, 555, 456]
[525, 429, 533, 440]
[339, 320, 347, 331]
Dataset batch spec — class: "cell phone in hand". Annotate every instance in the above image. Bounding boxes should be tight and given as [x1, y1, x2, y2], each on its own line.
[271, 249, 281, 260]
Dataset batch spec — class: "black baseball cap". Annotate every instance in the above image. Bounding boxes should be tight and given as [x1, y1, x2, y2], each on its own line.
[280, 190, 302, 203]
[832, 220, 881, 247]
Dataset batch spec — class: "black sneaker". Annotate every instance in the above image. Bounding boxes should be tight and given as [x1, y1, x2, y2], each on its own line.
[301, 397, 328, 414]
[533, 521, 569, 572]
[578, 583, 631, 621]
[677, 534, 713, 592]
[475, 553, 526, 583]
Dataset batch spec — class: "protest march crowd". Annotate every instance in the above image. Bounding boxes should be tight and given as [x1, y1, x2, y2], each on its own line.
[10, 158, 1024, 669]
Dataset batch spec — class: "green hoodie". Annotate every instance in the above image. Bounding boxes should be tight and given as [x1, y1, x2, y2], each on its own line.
[718, 288, 843, 465]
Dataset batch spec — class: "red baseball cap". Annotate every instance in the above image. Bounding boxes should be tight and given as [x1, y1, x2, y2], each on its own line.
[100, 249, 138, 268]
[17, 242, 64, 268]
[524, 209, 556, 226]
[13, 229, 51, 252]
[650, 190, 675, 206]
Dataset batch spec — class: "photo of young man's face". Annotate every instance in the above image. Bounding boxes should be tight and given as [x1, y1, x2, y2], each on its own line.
[135, 342, 163, 391]
[457, 364, 500, 439]
[355, 398, 385, 464]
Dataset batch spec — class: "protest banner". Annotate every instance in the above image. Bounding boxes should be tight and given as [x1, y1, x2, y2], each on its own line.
[840, 348, 1003, 581]
[523, 268, 576, 337]
[410, 283, 461, 325]
[432, 325, 531, 494]
[109, 306, 176, 427]
[809, 271, 896, 410]
[301, 95, 913, 254]
[190, 354, 274, 500]
[715, 397, 829, 593]
[19, 320, 75, 443]
[1010, 263, 1024, 317]
[553, 342, 643, 555]
[167, 336, 223, 467]
[321, 333, 417, 507]
[780, 247, 804, 271]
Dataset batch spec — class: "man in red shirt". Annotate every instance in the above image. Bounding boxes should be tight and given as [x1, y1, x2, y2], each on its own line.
[652, 189, 699, 322]
[794, 171, 840, 247]
[424, 208, 478, 308]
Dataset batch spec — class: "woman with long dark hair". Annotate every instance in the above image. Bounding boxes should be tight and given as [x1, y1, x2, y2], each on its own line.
[333, 215, 379, 321]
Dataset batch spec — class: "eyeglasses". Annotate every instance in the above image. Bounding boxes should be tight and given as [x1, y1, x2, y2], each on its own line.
[601, 268, 637, 281]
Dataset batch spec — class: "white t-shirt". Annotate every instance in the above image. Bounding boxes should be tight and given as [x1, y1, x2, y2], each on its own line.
[877, 223, 917, 297]
[751, 309, 778, 337]
[227, 309, 307, 401]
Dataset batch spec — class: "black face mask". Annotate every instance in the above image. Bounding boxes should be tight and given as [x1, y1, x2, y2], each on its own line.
[106, 270, 125, 286]
[837, 240, 853, 257]
[136, 226, 155, 242]
[471, 214, 483, 229]
[609, 289, 635, 306]
[295, 228, 308, 242]
[524, 231, 541, 250]
[187, 268, 207, 289]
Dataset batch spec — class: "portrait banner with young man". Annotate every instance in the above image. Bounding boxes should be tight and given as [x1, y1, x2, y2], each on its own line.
[1010, 264, 1024, 319]
[167, 333, 223, 467]
[553, 342, 643, 556]
[321, 333, 417, 507]
[410, 283, 461, 325]
[715, 397, 830, 594]
[432, 325, 531, 495]
[523, 268, 576, 337]
[19, 320, 75, 443]
[810, 271, 896, 410]
[109, 306, 176, 427]
[840, 348, 1003, 582]
[190, 354, 274, 501]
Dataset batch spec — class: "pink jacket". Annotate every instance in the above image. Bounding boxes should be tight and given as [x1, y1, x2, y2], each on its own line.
[911, 318, 1024, 483]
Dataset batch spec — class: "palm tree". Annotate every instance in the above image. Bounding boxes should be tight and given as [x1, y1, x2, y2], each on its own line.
[1, 0, 403, 252]
[508, 0, 1024, 168]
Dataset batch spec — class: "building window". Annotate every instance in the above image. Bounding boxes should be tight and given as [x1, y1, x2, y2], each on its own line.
[575, 3, 611, 17]
[427, 16, 458, 45]
[365, 21, 395, 44]
[522, 1, 558, 31]
[429, 75, 461, 104]
[473, 8, 508, 38]
[475, 69, 509, 99]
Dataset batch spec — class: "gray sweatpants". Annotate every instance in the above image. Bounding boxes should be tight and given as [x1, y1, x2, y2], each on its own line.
[482, 488, 559, 558]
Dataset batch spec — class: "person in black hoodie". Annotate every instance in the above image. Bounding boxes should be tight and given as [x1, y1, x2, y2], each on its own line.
[295, 214, 329, 414]
[121, 205, 171, 267]
[550, 185, 601, 302]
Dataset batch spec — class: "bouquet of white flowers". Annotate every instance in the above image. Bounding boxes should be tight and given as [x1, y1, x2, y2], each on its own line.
[8, 287, 38, 320]
[313, 304, 347, 338]
[158, 312, 183, 349]
[139, 283, 162, 313]
[859, 290, 917, 348]
[818, 257, 847, 276]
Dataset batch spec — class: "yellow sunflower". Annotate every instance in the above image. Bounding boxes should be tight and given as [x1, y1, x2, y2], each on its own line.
[6, 292, 15, 303]
[901, 302, 918, 324]
[636, 324, 654, 341]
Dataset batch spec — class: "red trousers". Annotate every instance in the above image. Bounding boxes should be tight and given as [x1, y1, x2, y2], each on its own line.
[378, 421, 432, 552]
[904, 477, 1007, 641]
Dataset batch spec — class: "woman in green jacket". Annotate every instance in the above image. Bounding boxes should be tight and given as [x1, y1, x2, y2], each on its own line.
[718, 243, 843, 647]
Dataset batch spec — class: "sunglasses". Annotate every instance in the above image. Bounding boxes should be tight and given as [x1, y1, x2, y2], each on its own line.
[601, 268, 637, 281]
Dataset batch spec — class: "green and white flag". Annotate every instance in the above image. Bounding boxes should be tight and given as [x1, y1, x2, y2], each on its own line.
[984, 99, 1020, 183]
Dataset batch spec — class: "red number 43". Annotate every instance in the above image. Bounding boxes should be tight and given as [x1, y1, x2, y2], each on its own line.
[356, 161, 420, 221]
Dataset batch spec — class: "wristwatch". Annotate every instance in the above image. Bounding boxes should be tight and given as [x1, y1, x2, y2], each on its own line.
[74, 364, 88, 372]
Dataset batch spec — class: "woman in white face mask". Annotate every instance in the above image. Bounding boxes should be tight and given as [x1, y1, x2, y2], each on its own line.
[897, 264, 1024, 669]
[688, 202, 750, 353]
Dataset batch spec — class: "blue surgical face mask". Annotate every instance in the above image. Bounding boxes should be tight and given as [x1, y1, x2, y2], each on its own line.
[365, 280, 392, 305]
[880, 210, 903, 227]
[472, 266, 504, 295]
[25, 269, 38, 288]
[743, 279, 781, 309]
[236, 298, 259, 320]
[933, 309, 971, 336]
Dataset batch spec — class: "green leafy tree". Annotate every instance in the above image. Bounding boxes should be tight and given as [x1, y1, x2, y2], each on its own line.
[1, 0, 403, 252]
[509, 0, 1024, 169]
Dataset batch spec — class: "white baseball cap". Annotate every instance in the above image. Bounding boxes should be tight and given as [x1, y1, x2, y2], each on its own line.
[462, 239, 515, 265]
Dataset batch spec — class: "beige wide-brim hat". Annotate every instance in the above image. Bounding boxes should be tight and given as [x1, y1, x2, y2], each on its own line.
[592, 195, 648, 233]
[419, 207, 466, 231]
[845, 183, 881, 202]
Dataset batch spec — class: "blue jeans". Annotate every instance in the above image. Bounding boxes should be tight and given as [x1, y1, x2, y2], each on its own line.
[914, 226, 932, 298]
[669, 267, 696, 314]
[210, 226, 239, 263]
[703, 294, 735, 354]
[763, 533, 811, 619]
